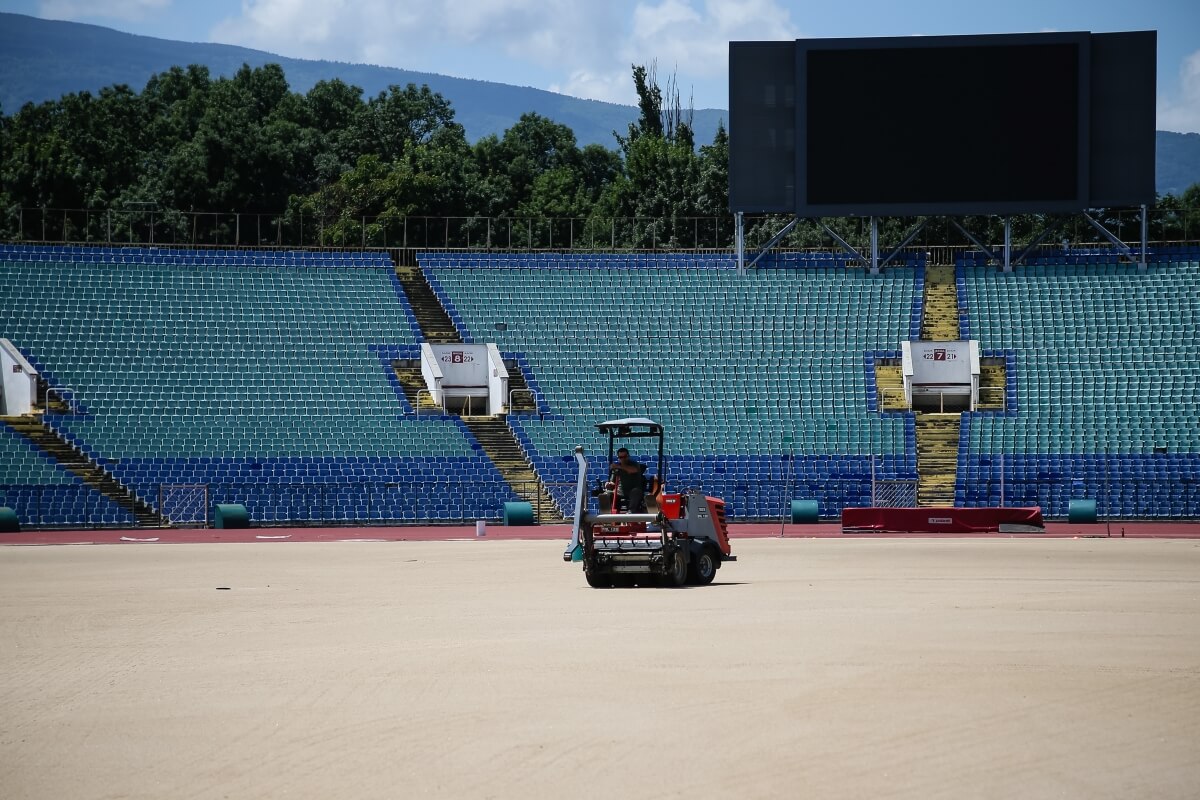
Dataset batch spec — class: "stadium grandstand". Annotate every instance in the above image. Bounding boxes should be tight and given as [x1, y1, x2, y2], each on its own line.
[1, 238, 1197, 529]
[0, 31, 1195, 532]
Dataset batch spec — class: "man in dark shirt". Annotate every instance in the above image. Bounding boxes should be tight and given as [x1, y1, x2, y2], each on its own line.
[611, 447, 647, 512]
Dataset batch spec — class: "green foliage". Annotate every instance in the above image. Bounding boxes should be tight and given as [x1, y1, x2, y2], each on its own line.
[1, 54, 1196, 250]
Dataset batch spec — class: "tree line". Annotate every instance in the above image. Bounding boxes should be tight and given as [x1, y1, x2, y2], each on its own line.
[0, 61, 1197, 250]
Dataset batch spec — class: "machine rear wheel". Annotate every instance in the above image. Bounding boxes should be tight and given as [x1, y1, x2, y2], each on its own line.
[688, 547, 718, 585]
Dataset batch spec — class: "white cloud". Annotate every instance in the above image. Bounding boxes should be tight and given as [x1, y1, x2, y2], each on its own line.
[624, 0, 800, 89]
[207, 0, 801, 107]
[211, 0, 618, 73]
[549, 69, 637, 105]
[38, 0, 170, 21]
[1158, 49, 1200, 134]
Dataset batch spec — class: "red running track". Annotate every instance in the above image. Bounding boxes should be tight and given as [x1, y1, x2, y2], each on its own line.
[2, 520, 1199, 546]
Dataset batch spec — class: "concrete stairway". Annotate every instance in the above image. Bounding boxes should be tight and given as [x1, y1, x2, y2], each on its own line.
[392, 360, 443, 413]
[977, 359, 1008, 410]
[913, 265, 964, 505]
[2, 416, 167, 527]
[460, 416, 563, 523]
[921, 266, 960, 340]
[874, 363, 908, 411]
[914, 413, 960, 507]
[394, 265, 461, 344]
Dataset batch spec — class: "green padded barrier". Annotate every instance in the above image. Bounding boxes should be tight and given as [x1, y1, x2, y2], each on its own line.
[790, 500, 819, 524]
[214, 503, 250, 529]
[0, 507, 19, 532]
[1068, 499, 1097, 524]
[503, 501, 534, 526]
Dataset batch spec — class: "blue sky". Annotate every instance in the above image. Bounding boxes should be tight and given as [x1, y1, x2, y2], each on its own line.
[3, 0, 1199, 131]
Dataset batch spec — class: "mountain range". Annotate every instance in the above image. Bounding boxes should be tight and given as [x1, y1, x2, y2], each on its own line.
[1, 12, 1198, 195]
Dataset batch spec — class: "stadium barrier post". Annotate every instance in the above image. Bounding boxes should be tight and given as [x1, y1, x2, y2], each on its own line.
[999, 453, 1005, 508]
[1105, 455, 1111, 536]
[870, 454, 877, 506]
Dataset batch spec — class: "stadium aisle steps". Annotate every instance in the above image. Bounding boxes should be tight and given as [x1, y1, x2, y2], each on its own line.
[914, 269, 965, 504]
[395, 265, 462, 343]
[393, 361, 444, 412]
[3, 417, 166, 526]
[921, 266, 961, 340]
[977, 360, 1007, 410]
[915, 414, 961, 506]
[460, 416, 563, 522]
[875, 364, 907, 411]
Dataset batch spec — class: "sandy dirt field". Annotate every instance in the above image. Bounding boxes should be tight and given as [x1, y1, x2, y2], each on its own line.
[1, 537, 1198, 799]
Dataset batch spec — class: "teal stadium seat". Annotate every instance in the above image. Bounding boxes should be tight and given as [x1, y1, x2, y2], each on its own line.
[957, 259, 1200, 517]
[424, 254, 921, 518]
[0, 247, 516, 525]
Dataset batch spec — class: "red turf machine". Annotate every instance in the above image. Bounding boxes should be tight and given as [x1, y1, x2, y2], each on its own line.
[562, 418, 735, 587]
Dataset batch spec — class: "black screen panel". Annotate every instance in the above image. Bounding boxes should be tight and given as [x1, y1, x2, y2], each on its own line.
[1089, 31, 1156, 206]
[728, 31, 1155, 215]
[728, 41, 796, 212]
[804, 41, 1083, 212]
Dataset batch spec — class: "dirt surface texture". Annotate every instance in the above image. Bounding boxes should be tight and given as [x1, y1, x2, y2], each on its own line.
[2, 537, 1198, 799]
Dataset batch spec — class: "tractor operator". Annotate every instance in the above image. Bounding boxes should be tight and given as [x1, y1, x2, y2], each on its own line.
[611, 447, 647, 512]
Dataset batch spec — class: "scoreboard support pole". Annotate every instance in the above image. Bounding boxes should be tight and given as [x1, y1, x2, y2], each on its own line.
[1004, 217, 1012, 272]
[1140, 204, 1149, 270]
[950, 219, 1000, 263]
[1082, 211, 1138, 268]
[870, 217, 879, 274]
[735, 211, 745, 275]
[737, 215, 800, 273]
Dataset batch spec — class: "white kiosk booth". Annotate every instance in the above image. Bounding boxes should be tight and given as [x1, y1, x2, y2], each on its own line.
[900, 340, 981, 412]
[418, 343, 509, 415]
[1, 338, 38, 416]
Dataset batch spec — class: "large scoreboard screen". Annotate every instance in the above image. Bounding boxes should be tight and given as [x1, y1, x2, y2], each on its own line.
[729, 31, 1156, 216]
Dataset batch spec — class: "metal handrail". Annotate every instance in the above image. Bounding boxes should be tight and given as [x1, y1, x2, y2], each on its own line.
[507, 388, 536, 414]
[414, 388, 442, 415]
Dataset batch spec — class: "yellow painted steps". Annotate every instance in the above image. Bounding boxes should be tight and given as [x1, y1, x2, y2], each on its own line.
[921, 266, 960, 341]
[874, 364, 907, 411]
[460, 416, 563, 523]
[977, 362, 1007, 410]
[392, 365, 443, 411]
[395, 266, 462, 344]
[914, 412, 960, 507]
